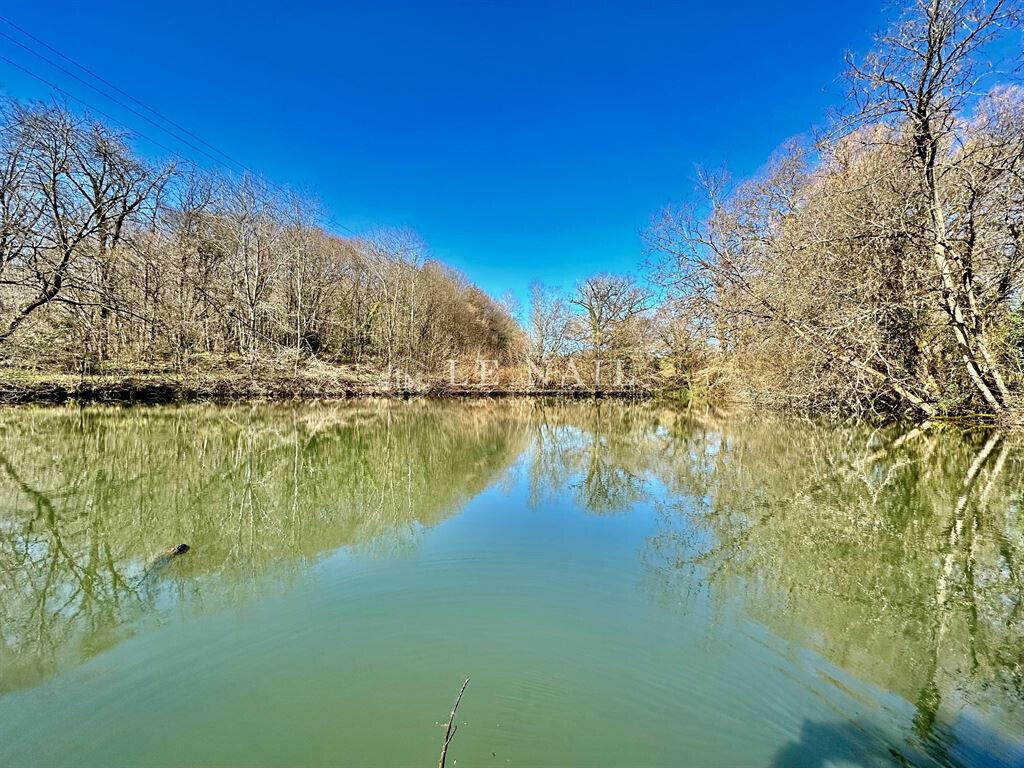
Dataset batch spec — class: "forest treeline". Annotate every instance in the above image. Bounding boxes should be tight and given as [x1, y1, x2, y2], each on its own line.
[0, 102, 521, 383]
[0, 89, 658, 396]
[2, 0, 1023, 420]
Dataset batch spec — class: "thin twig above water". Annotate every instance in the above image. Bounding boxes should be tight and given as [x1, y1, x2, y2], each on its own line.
[438, 676, 470, 768]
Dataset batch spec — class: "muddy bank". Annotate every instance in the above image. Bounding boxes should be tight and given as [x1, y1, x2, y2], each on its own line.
[0, 371, 651, 405]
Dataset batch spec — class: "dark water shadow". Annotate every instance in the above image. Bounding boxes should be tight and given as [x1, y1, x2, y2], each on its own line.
[770, 717, 1024, 768]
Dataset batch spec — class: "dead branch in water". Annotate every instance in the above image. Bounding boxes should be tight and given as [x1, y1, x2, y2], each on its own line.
[438, 676, 470, 768]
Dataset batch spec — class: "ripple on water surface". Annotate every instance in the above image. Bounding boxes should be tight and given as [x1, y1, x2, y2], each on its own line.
[0, 401, 1022, 766]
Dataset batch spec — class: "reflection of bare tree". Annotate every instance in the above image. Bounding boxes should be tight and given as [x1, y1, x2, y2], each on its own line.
[643, 414, 1024, 755]
[0, 452, 144, 693]
[526, 400, 653, 513]
[912, 432, 1016, 755]
[0, 401, 530, 692]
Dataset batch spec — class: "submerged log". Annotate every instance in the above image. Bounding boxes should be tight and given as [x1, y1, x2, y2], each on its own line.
[141, 544, 191, 580]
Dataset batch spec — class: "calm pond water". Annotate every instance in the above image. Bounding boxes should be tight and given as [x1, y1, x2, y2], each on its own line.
[0, 400, 1022, 767]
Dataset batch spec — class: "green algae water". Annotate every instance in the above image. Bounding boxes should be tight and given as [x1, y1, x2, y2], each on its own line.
[0, 400, 1022, 767]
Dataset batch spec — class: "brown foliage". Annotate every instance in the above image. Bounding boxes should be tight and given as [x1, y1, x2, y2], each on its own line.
[646, 0, 1024, 418]
[0, 101, 522, 379]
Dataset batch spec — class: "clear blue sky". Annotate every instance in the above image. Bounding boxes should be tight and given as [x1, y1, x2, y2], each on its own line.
[0, 1, 889, 306]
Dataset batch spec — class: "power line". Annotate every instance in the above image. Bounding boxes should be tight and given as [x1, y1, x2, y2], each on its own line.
[0, 27, 245, 173]
[0, 20, 361, 238]
[0, 13, 248, 172]
[0, 53, 199, 164]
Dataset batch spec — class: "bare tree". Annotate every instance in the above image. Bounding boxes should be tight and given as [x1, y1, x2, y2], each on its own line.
[570, 273, 651, 358]
[528, 281, 573, 364]
[0, 102, 153, 347]
[844, 0, 1024, 412]
[646, 0, 1024, 418]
